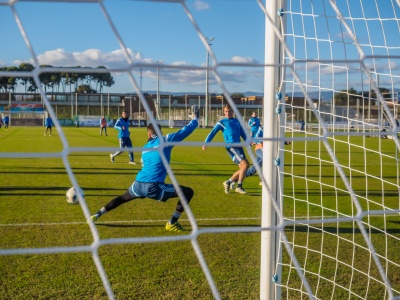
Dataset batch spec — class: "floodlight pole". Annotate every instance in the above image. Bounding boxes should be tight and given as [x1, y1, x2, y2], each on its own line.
[156, 60, 163, 120]
[369, 68, 373, 121]
[205, 37, 214, 127]
[139, 68, 142, 119]
[260, 1, 285, 299]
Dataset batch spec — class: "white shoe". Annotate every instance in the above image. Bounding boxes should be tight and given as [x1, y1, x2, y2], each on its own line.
[235, 187, 247, 194]
[223, 181, 230, 194]
[129, 161, 136, 165]
[110, 154, 114, 163]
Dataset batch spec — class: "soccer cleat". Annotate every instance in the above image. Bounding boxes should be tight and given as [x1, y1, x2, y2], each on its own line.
[110, 154, 114, 163]
[235, 187, 247, 194]
[223, 181, 230, 194]
[129, 161, 136, 165]
[230, 181, 236, 190]
[88, 214, 100, 223]
[165, 222, 186, 232]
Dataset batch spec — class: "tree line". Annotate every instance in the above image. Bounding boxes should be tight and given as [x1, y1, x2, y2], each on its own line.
[334, 87, 393, 105]
[0, 63, 115, 94]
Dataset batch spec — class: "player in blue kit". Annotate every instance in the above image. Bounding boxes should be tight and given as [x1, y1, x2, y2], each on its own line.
[110, 111, 135, 165]
[89, 105, 199, 232]
[202, 104, 249, 194]
[4, 114, 9, 129]
[229, 125, 291, 188]
[44, 116, 53, 136]
[247, 111, 260, 137]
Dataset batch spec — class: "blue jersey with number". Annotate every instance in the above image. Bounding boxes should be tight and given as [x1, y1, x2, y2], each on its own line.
[135, 119, 198, 183]
[204, 117, 246, 146]
[114, 117, 130, 138]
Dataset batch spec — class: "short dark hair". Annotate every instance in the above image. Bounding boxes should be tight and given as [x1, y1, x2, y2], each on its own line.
[147, 123, 162, 135]
[223, 104, 233, 112]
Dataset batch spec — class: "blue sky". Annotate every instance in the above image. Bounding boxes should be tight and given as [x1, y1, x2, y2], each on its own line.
[2, 0, 400, 97]
[0, 0, 266, 94]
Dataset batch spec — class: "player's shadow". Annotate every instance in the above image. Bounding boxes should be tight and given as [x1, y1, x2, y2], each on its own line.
[95, 223, 162, 228]
[193, 223, 260, 228]
[284, 225, 400, 235]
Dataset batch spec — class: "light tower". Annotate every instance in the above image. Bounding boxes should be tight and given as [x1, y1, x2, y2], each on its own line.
[156, 60, 163, 120]
[205, 37, 214, 127]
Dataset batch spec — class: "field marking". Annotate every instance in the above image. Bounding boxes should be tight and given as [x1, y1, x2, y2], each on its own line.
[0, 217, 261, 227]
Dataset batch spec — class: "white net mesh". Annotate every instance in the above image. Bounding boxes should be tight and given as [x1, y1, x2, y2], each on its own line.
[1, 0, 400, 299]
[278, 0, 400, 299]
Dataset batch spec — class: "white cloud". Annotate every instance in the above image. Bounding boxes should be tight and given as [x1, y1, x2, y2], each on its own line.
[14, 48, 144, 69]
[230, 56, 257, 64]
[11, 48, 260, 92]
[193, 0, 210, 11]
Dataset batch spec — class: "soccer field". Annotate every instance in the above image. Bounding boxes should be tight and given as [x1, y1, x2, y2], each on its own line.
[0, 126, 263, 299]
[1, 127, 399, 299]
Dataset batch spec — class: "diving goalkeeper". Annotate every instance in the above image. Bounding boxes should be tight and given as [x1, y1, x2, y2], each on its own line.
[89, 105, 199, 232]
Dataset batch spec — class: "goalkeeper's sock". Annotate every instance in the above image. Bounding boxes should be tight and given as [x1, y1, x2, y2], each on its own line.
[237, 182, 243, 188]
[169, 212, 182, 225]
[95, 207, 107, 217]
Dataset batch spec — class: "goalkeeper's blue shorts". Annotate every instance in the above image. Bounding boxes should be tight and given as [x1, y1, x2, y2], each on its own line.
[129, 181, 176, 202]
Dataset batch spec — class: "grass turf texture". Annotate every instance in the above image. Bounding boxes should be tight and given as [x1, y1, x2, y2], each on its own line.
[0, 126, 399, 299]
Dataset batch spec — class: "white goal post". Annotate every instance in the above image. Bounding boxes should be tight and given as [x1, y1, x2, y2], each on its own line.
[268, 0, 400, 299]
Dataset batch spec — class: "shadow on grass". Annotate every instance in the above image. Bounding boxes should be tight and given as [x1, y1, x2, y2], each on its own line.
[96, 223, 163, 228]
[96, 223, 260, 228]
[285, 225, 400, 235]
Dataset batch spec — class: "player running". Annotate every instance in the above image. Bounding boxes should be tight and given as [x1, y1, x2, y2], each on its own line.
[228, 125, 291, 188]
[202, 104, 249, 194]
[110, 111, 135, 165]
[89, 105, 199, 232]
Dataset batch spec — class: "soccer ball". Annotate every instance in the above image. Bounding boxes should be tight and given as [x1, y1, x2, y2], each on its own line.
[66, 187, 84, 204]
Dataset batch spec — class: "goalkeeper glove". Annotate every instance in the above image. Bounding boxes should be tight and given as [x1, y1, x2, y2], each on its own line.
[188, 105, 199, 119]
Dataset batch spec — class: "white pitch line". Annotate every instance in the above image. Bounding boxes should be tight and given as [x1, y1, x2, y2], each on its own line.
[0, 217, 261, 227]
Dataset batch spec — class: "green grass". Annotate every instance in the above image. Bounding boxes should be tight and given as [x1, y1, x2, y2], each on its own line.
[0, 126, 400, 299]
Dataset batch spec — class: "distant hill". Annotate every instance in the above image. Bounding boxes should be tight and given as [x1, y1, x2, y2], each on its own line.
[291, 91, 334, 101]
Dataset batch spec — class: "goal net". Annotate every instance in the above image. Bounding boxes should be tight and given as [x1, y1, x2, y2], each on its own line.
[1, 0, 400, 299]
[276, 1, 400, 299]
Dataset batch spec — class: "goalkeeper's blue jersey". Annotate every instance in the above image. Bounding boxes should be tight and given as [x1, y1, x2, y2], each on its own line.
[204, 117, 246, 146]
[135, 119, 198, 183]
[114, 117, 130, 138]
